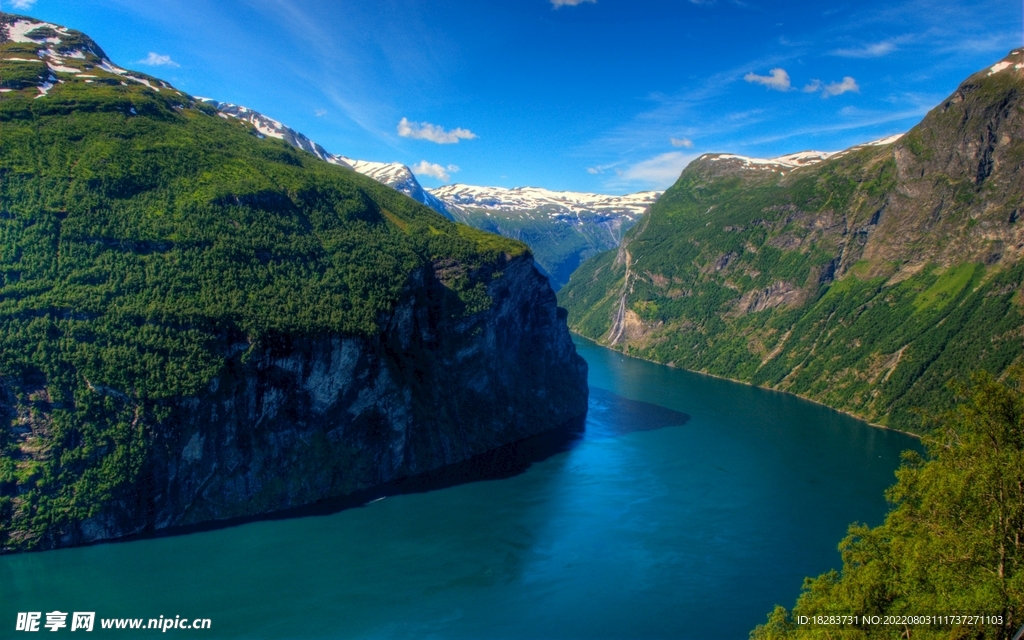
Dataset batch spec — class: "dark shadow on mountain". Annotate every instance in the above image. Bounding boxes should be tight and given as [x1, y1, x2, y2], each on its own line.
[93, 388, 688, 547]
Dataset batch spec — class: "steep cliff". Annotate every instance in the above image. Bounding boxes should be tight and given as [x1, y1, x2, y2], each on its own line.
[0, 13, 587, 552]
[561, 49, 1024, 432]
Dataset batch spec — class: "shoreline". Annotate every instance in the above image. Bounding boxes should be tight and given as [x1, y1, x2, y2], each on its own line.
[570, 332, 923, 440]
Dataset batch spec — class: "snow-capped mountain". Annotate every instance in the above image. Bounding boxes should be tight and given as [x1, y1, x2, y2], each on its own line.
[333, 157, 455, 217]
[429, 185, 660, 222]
[702, 138, 903, 174]
[427, 185, 661, 289]
[195, 99, 350, 168]
[704, 150, 837, 173]
[0, 15, 177, 97]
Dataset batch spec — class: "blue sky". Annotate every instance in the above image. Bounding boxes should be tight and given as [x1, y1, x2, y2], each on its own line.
[8, 0, 1022, 193]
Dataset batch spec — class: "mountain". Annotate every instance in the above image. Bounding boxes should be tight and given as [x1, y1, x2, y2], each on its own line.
[560, 49, 1024, 433]
[0, 13, 588, 552]
[337, 156, 457, 218]
[432, 184, 661, 288]
[196, 99, 458, 219]
[194, 102, 659, 289]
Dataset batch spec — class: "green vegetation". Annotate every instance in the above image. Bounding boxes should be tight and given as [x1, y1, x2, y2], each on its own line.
[0, 30, 525, 550]
[560, 54, 1024, 432]
[751, 372, 1024, 639]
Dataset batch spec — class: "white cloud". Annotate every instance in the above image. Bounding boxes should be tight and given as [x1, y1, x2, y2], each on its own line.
[822, 76, 860, 97]
[802, 80, 822, 93]
[610, 152, 698, 189]
[412, 161, 459, 182]
[586, 161, 623, 175]
[551, 0, 595, 7]
[9, 0, 37, 9]
[138, 52, 180, 67]
[398, 117, 477, 144]
[744, 68, 791, 92]
[314, 109, 327, 117]
[670, 137, 694, 148]
[832, 41, 897, 58]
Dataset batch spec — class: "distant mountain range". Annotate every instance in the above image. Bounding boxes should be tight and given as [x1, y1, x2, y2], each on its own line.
[434, 185, 660, 288]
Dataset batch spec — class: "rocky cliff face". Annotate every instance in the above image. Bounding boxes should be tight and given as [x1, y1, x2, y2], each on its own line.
[8, 254, 587, 550]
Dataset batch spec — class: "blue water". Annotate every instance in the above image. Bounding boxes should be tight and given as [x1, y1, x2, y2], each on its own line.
[0, 337, 918, 639]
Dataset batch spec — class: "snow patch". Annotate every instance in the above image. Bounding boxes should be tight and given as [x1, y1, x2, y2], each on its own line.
[4, 19, 60, 43]
[97, 60, 129, 76]
[35, 77, 56, 98]
[708, 150, 836, 171]
[48, 63, 81, 74]
[861, 133, 904, 146]
[989, 61, 1013, 76]
[125, 75, 160, 91]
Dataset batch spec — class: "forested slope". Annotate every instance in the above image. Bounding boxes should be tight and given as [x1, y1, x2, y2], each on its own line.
[561, 49, 1024, 433]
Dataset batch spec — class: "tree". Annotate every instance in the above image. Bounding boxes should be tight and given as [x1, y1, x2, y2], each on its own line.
[752, 371, 1024, 639]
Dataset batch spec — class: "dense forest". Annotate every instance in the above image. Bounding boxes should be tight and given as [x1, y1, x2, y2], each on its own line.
[0, 22, 527, 549]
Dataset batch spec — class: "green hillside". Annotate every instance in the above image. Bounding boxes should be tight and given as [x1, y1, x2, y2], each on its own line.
[0, 13, 527, 549]
[560, 49, 1024, 433]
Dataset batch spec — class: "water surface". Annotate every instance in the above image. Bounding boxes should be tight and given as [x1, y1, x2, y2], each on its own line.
[0, 337, 918, 639]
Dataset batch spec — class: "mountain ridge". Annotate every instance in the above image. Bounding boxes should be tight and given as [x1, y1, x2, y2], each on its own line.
[559, 47, 1024, 432]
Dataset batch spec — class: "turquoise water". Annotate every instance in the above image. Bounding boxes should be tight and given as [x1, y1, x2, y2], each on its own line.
[0, 338, 918, 639]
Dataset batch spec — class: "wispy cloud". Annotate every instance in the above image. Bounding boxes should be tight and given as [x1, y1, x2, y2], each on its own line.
[8, 0, 37, 9]
[744, 68, 792, 91]
[831, 40, 898, 58]
[743, 101, 930, 147]
[398, 118, 477, 144]
[138, 52, 180, 67]
[802, 80, 822, 93]
[607, 152, 699, 189]
[822, 76, 860, 97]
[412, 161, 459, 182]
[937, 32, 1020, 55]
[670, 137, 694, 148]
[314, 108, 327, 117]
[551, 0, 595, 7]
[586, 161, 623, 175]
